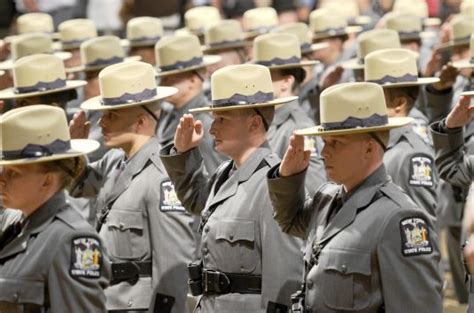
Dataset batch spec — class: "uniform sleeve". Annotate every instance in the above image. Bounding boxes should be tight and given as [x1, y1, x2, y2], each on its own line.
[431, 121, 474, 187]
[377, 209, 443, 313]
[266, 163, 315, 238]
[160, 144, 216, 215]
[47, 231, 111, 313]
[422, 85, 453, 124]
[304, 138, 327, 198]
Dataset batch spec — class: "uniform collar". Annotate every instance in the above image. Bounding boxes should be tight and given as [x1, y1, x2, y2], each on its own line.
[272, 100, 299, 127]
[387, 124, 415, 149]
[233, 142, 272, 183]
[175, 92, 207, 115]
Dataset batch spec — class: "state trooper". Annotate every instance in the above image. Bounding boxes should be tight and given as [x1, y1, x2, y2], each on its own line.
[267, 82, 443, 312]
[160, 64, 303, 312]
[69, 61, 196, 313]
[0, 105, 110, 312]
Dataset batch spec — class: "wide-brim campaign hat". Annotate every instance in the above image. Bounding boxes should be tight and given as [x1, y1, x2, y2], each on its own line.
[295, 82, 413, 136]
[184, 6, 221, 36]
[81, 61, 178, 111]
[461, 90, 474, 96]
[273, 23, 329, 55]
[461, 0, 474, 17]
[309, 8, 362, 41]
[365, 48, 439, 87]
[0, 54, 86, 100]
[0, 33, 72, 70]
[4, 13, 60, 43]
[251, 33, 319, 70]
[342, 29, 402, 70]
[243, 7, 279, 38]
[452, 34, 474, 69]
[202, 20, 251, 53]
[54, 19, 98, 50]
[393, 0, 441, 27]
[382, 12, 434, 41]
[155, 34, 221, 77]
[436, 15, 474, 50]
[121, 17, 164, 48]
[190, 64, 297, 113]
[319, 0, 372, 26]
[0, 105, 99, 166]
[67, 36, 141, 73]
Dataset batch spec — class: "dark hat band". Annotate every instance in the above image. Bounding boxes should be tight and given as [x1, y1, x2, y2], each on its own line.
[314, 27, 346, 37]
[256, 56, 301, 67]
[15, 78, 66, 94]
[208, 39, 246, 49]
[367, 73, 418, 85]
[159, 56, 203, 72]
[2, 139, 71, 160]
[321, 113, 388, 131]
[212, 91, 273, 108]
[86, 56, 124, 69]
[101, 88, 157, 106]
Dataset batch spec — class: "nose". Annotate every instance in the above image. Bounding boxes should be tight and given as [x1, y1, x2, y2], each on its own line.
[321, 143, 330, 160]
[209, 119, 217, 136]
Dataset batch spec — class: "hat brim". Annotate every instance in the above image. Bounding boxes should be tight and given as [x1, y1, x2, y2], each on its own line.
[0, 139, 100, 166]
[0, 51, 72, 70]
[435, 38, 470, 51]
[189, 95, 298, 113]
[0, 80, 86, 99]
[312, 26, 362, 41]
[295, 117, 414, 136]
[352, 16, 372, 26]
[452, 59, 474, 69]
[302, 42, 330, 54]
[156, 55, 222, 77]
[377, 77, 440, 88]
[423, 18, 441, 27]
[202, 40, 252, 53]
[80, 86, 178, 111]
[461, 90, 474, 96]
[252, 60, 320, 70]
[66, 56, 142, 73]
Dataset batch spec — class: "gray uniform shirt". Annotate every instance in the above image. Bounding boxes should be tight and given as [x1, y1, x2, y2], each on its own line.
[72, 137, 196, 313]
[160, 143, 304, 312]
[267, 165, 443, 312]
[0, 192, 110, 313]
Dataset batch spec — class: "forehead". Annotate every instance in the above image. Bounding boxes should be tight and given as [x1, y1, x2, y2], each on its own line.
[322, 133, 369, 142]
[211, 109, 250, 119]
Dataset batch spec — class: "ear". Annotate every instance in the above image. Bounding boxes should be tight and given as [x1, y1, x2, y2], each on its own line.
[282, 75, 295, 92]
[249, 115, 261, 132]
[136, 114, 148, 129]
[393, 96, 407, 114]
[41, 172, 55, 188]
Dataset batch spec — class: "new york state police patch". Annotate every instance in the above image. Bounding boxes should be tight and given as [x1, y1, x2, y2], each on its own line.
[70, 237, 102, 278]
[408, 154, 434, 187]
[160, 180, 185, 212]
[400, 217, 433, 256]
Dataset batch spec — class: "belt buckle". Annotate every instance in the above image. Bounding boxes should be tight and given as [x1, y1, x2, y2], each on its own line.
[203, 270, 231, 294]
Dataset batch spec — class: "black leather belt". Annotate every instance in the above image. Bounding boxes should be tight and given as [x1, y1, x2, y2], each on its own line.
[202, 269, 262, 294]
[111, 261, 152, 285]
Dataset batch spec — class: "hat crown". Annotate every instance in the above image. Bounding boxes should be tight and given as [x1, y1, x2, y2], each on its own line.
[243, 7, 278, 32]
[320, 82, 388, 127]
[185, 6, 221, 32]
[98, 61, 157, 99]
[274, 22, 312, 46]
[320, 0, 360, 20]
[357, 29, 401, 59]
[80, 36, 124, 66]
[211, 64, 273, 103]
[11, 33, 53, 60]
[253, 33, 301, 63]
[155, 34, 203, 69]
[1, 105, 70, 153]
[384, 12, 422, 33]
[365, 48, 418, 83]
[461, 0, 474, 17]
[205, 20, 244, 46]
[450, 15, 474, 42]
[13, 54, 66, 89]
[309, 8, 347, 33]
[126, 17, 163, 41]
[17, 13, 54, 34]
[394, 0, 428, 18]
[58, 19, 97, 45]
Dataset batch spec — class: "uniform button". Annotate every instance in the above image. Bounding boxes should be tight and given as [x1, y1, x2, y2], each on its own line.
[163, 297, 169, 304]
[12, 292, 19, 302]
[204, 226, 210, 233]
[305, 305, 312, 312]
[202, 247, 209, 254]
[127, 300, 133, 307]
[229, 234, 234, 240]
[306, 280, 313, 289]
[119, 222, 125, 230]
[341, 264, 347, 273]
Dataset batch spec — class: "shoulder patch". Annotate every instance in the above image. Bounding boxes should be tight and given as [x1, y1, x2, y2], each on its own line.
[70, 237, 102, 279]
[304, 136, 319, 156]
[160, 180, 185, 212]
[400, 217, 433, 256]
[408, 154, 434, 187]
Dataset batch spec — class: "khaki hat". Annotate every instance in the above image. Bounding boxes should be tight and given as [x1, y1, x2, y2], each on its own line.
[342, 29, 401, 69]
[453, 34, 474, 69]
[252, 33, 319, 69]
[382, 12, 434, 41]
[155, 34, 221, 77]
[0, 33, 72, 70]
[122, 17, 164, 48]
[17, 12, 54, 34]
[56, 19, 98, 50]
[243, 7, 279, 38]
[273, 23, 329, 55]
[0, 54, 86, 100]
[437, 15, 474, 50]
[0, 105, 99, 166]
[67, 36, 141, 73]
[81, 61, 178, 111]
[309, 8, 362, 41]
[461, 0, 474, 17]
[189, 64, 297, 113]
[184, 6, 221, 36]
[203, 20, 250, 53]
[319, 0, 372, 26]
[365, 48, 439, 87]
[393, 0, 441, 27]
[295, 82, 413, 136]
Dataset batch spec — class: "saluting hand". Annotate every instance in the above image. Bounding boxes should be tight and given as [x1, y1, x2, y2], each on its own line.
[446, 96, 474, 129]
[69, 110, 91, 139]
[279, 134, 311, 177]
[174, 114, 204, 153]
[432, 63, 459, 91]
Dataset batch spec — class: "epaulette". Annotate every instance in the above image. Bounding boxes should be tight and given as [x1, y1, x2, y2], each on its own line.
[55, 205, 92, 231]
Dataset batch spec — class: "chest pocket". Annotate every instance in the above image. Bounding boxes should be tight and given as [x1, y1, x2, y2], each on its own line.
[215, 219, 257, 273]
[320, 249, 372, 311]
[104, 209, 148, 260]
[0, 278, 44, 312]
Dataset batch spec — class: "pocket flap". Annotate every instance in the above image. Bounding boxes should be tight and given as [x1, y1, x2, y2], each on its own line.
[215, 219, 255, 243]
[107, 210, 144, 230]
[322, 249, 371, 276]
[0, 278, 44, 304]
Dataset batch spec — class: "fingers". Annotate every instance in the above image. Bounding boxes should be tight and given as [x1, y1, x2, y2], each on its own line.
[194, 120, 203, 135]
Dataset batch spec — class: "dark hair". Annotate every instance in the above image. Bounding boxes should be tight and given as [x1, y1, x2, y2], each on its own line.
[39, 156, 86, 190]
[274, 67, 307, 93]
[384, 86, 420, 113]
